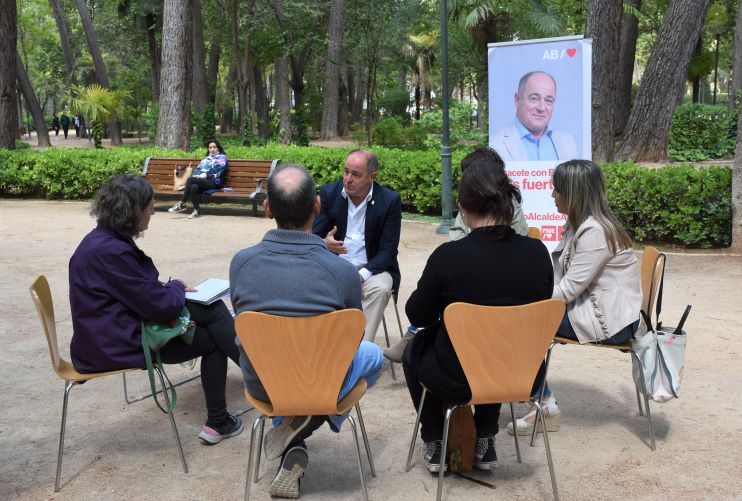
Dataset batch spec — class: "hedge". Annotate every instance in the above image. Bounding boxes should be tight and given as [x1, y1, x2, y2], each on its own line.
[0, 146, 732, 247]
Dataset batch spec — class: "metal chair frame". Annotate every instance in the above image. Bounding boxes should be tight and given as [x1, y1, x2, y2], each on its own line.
[381, 288, 405, 380]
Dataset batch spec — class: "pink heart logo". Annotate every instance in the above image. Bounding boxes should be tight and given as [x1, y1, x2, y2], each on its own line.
[567, 48, 577, 58]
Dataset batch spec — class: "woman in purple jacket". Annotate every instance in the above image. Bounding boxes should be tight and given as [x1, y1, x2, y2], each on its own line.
[169, 140, 228, 219]
[69, 174, 243, 445]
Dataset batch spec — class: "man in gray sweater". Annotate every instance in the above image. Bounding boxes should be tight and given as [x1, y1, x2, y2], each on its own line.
[230, 164, 383, 499]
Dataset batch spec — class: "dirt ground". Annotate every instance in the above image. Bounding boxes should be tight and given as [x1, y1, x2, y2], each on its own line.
[1, 200, 741, 500]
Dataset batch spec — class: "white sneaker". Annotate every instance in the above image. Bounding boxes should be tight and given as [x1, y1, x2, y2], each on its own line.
[188, 210, 199, 219]
[168, 201, 186, 213]
[507, 395, 561, 436]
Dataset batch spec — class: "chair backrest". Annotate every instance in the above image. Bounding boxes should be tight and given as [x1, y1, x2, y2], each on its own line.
[29, 275, 65, 378]
[527, 226, 542, 239]
[443, 299, 565, 405]
[640, 246, 665, 318]
[234, 309, 365, 416]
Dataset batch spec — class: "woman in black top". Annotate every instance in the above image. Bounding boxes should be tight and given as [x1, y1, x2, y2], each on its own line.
[403, 150, 553, 472]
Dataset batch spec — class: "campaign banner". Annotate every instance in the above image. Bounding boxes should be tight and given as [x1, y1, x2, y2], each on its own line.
[487, 36, 592, 251]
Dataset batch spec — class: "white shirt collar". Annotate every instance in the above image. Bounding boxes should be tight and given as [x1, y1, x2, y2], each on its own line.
[341, 184, 374, 206]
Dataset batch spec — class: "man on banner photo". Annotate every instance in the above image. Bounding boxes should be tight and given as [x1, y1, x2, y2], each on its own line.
[492, 71, 578, 162]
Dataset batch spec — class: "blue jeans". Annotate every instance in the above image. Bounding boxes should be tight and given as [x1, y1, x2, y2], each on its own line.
[535, 315, 639, 399]
[272, 341, 384, 432]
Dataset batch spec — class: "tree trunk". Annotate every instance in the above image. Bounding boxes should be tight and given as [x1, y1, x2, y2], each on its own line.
[221, 61, 236, 134]
[74, 0, 123, 145]
[320, 0, 343, 140]
[729, 0, 742, 112]
[615, 0, 713, 162]
[586, 0, 622, 163]
[16, 56, 51, 147]
[338, 65, 349, 136]
[145, 13, 161, 101]
[206, 35, 221, 104]
[49, 0, 76, 88]
[156, 0, 193, 150]
[230, 0, 248, 132]
[251, 64, 270, 140]
[0, 0, 17, 149]
[614, 0, 642, 136]
[275, 56, 292, 144]
[733, 108, 742, 250]
[192, 0, 208, 115]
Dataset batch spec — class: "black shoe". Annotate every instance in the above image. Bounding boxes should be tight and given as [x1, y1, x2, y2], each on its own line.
[423, 440, 448, 473]
[474, 436, 498, 470]
[198, 414, 244, 445]
[269, 444, 308, 498]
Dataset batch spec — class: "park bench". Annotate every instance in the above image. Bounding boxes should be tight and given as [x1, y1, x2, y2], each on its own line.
[142, 157, 280, 216]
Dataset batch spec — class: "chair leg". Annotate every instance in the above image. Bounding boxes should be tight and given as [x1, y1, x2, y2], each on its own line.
[437, 406, 455, 501]
[55, 381, 77, 492]
[393, 299, 405, 338]
[509, 402, 521, 463]
[631, 350, 656, 451]
[347, 413, 370, 501]
[532, 340, 558, 447]
[382, 315, 397, 380]
[254, 418, 265, 482]
[355, 403, 376, 477]
[534, 402, 559, 501]
[245, 415, 265, 501]
[154, 367, 187, 473]
[405, 387, 427, 472]
[122, 371, 201, 405]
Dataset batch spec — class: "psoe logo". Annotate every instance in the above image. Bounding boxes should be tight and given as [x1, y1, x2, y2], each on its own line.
[541, 226, 558, 241]
[542, 47, 577, 61]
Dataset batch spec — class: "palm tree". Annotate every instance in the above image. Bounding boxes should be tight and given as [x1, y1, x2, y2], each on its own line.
[71, 84, 130, 148]
[402, 30, 438, 116]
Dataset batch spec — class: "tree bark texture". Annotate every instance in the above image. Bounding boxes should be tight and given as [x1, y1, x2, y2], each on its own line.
[206, 35, 221, 104]
[338, 65, 349, 137]
[734, 109, 742, 250]
[275, 56, 292, 144]
[156, 0, 193, 150]
[614, 0, 642, 136]
[320, 0, 343, 140]
[250, 64, 270, 140]
[615, 0, 713, 162]
[16, 56, 51, 147]
[729, 0, 742, 112]
[192, 0, 208, 115]
[75, 0, 122, 145]
[0, 0, 18, 149]
[586, 0, 622, 163]
[145, 13, 161, 101]
[230, 0, 247, 132]
[220, 61, 236, 134]
[49, 0, 76, 88]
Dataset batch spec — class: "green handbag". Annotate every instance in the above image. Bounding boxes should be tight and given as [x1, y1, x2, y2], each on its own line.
[141, 307, 196, 413]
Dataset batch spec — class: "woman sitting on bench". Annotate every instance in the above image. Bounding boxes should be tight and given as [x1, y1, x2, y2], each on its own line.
[169, 139, 228, 219]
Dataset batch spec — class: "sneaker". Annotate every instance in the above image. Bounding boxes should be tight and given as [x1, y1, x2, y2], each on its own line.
[474, 436, 498, 470]
[269, 445, 308, 499]
[264, 416, 318, 460]
[188, 209, 200, 219]
[168, 201, 186, 213]
[507, 395, 561, 436]
[198, 414, 244, 445]
[423, 440, 448, 473]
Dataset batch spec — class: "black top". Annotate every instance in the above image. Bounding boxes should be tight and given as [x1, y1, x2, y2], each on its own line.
[405, 225, 554, 390]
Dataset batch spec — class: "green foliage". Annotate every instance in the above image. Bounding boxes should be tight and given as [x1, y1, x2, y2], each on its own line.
[372, 118, 404, 148]
[15, 141, 31, 150]
[379, 88, 411, 120]
[195, 103, 217, 147]
[668, 104, 736, 161]
[604, 162, 732, 248]
[242, 116, 266, 147]
[293, 108, 310, 147]
[416, 102, 486, 149]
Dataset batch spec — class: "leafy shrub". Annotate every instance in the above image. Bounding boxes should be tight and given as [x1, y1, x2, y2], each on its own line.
[669, 104, 735, 161]
[378, 88, 411, 120]
[604, 162, 731, 248]
[15, 141, 31, 150]
[416, 102, 486, 149]
[372, 118, 404, 148]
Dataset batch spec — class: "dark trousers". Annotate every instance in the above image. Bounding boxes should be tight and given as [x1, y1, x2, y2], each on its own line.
[62, 125, 69, 139]
[179, 177, 217, 210]
[158, 300, 239, 428]
[402, 344, 500, 443]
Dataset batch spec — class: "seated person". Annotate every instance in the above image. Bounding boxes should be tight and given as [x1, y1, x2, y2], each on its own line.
[169, 139, 228, 219]
[70, 174, 243, 445]
[230, 164, 384, 499]
[402, 159, 553, 472]
[508, 159, 642, 436]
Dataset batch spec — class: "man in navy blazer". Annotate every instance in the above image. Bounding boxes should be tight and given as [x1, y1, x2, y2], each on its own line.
[313, 149, 402, 342]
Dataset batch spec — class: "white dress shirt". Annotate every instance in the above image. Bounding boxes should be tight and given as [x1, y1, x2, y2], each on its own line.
[341, 186, 373, 281]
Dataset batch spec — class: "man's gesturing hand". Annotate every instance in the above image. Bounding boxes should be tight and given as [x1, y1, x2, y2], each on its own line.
[324, 226, 348, 255]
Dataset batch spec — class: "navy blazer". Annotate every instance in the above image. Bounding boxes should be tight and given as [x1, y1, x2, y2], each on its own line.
[313, 180, 402, 293]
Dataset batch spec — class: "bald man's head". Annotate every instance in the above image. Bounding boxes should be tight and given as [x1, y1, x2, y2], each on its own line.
[265, 164, 317, 229]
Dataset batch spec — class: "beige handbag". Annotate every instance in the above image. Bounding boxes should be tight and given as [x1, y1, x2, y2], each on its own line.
[173, 163, 193, 191]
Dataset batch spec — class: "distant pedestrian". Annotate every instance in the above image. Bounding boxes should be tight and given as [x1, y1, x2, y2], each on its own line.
[52, 115, 60, 136]
[60, 112, 71, 140]
[74, 115, 81, 138]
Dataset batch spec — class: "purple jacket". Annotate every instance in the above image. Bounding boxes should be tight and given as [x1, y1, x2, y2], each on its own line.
[69, 225, 186, 373]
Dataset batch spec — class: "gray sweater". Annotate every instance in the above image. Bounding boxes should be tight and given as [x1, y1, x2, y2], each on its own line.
[229, 228, 362, 398]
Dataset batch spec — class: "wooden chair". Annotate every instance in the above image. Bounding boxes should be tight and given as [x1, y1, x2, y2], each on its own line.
[29, 276, 187, 492]
[404, 299, 565, 501]
[235, 309, 376, 501]
[540, 246, 666, 451]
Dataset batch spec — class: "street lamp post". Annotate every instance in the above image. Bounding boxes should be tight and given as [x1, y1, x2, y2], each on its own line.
[437, 0, 453, 234]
